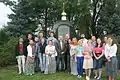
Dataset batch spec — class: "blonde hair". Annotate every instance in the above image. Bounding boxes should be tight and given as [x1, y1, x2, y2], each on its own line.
[87, 39, 92, 43]
[78, 39, 83, 46]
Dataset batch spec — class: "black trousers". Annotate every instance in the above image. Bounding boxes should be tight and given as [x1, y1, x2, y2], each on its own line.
[65, 54, 70, 72]
[56, 54, 65, 71]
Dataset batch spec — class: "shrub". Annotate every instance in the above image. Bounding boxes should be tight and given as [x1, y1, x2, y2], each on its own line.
[0, 37, 18, 67]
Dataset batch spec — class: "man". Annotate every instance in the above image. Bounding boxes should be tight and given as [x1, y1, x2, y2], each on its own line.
[38, 38, 47, 73]
[56, 36, 66, 71]
[39, 31, 45, 40]
[81, 34, 88, 48]
[64, 34, 71, 72]
[47, 31, 57, 45]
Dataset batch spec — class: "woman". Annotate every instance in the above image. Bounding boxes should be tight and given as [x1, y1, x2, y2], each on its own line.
[70, 37, 78, 76]
[93, 38, 104, 80]
[38, 38, 47, 73]
[105, 37, 118, 80]
[16, 38, 26, 74]
[25, 40, 35, 76]
[83, 40, 93, 80]
[44, 40, 57, 74]
[75, 39, 84, 78]
[103, 36, 108, 47]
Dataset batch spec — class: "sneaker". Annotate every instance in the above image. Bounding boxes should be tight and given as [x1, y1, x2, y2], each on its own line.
[71, 72, 73, 75]
[86, 76, 90, 80]
[77, 75, 82, 78]
[94, 76, 97, 79]
[97, 76, 101, 80]
[44, 72, 48, 74]
[73, 73, 77, 76]
[18, 72, 21, 74]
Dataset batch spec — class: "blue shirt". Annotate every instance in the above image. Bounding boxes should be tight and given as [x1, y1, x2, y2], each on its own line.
[47, 37, 57, 45]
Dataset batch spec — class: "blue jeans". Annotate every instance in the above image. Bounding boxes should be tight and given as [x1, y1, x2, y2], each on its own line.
[77, 57, 84, 76]
[38, 53, 46, 72]
[34, 54, 39, 72]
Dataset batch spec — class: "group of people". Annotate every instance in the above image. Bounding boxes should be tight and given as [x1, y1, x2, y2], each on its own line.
[15, 31, 118, 80]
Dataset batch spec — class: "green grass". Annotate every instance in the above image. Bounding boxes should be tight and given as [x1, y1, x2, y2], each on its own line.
[0, 66, 119, 80]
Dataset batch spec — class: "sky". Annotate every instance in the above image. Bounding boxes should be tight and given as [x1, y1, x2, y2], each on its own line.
[0, 0, 17, 28]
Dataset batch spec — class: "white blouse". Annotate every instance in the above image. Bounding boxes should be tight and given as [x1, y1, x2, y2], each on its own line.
[27, 45, 33, 57]
[70, 45, 78, 56]
[104, 44, 117, 58]
[45, 45, 57, 57]
[82, 38, 88, 48]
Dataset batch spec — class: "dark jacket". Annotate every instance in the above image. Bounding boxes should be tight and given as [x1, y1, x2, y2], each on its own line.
[23, 39, 29, 57]
[64, 40, 70, 55]
[38, 41, 47, 54]
[58, 40, 66, 55]
[54, 40, 61, 55]
[15, 42, 25, 56]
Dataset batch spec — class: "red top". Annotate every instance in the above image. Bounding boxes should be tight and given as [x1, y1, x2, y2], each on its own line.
[19, 44, 23, 52]
[94, 46, 104, 57]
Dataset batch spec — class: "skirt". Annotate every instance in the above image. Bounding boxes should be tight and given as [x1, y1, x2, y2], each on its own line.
[25, 56, 34, 75]
[83, 58, 93, 69]
[94, 58, 103, 70]
[106, 57, 118, 79]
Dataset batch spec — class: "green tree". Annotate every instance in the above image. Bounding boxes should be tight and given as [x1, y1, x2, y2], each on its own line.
[0, 29, 9, 45]
[3, 0, 94, 37]
[97, 0, 120, 37]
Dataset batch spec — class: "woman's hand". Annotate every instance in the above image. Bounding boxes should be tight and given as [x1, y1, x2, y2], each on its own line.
[107, 56, 111, 61]
[16, 56, 18, 59]
[75, 59, 77, 62]
[95, 56, 99, 60]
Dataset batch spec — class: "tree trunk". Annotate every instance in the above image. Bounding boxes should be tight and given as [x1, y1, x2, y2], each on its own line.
[44, 8, 48, 38]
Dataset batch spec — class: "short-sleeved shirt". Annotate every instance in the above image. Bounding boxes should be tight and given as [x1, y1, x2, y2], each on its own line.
[70, 44, 78, 56]
[94, 46, 104, 57]
[77, 46, 84, 57]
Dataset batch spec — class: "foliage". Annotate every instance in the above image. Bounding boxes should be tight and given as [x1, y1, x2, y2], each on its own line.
[2, 0, 120, 38]
[97, 0, 120, 38]
[3, 0, 92, 37]
[0, 36, 18, 67]
[0, 29, 9, 45]
[90, 0, 104, 36]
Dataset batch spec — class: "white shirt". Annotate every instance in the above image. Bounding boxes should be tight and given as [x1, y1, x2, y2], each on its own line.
[70, 45, 78, 56]
[82, 38, 88, 48]
[60, 41, 63, 49]
[104, 44, 117, 58]
[45, 45, 57, 57]
[27, 45, 33, 57]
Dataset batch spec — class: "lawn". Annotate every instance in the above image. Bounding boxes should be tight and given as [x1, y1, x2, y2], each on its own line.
[0, 66, 119, 80]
